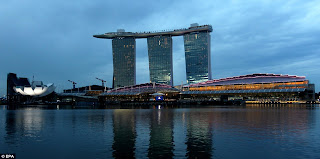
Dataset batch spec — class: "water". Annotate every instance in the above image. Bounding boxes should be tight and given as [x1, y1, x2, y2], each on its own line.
[1, 105, 320, 159]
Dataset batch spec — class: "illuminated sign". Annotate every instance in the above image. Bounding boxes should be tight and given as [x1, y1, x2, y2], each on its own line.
[155, 96, 164, 101]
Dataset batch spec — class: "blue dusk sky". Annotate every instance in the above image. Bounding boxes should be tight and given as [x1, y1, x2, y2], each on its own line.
[0, 0, 320, 96]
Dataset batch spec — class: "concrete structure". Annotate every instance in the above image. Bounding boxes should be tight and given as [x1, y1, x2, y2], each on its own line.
[93, 24, 213, 88]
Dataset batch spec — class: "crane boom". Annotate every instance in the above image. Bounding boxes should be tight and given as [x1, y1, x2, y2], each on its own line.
[96, 77, 106, 90]
[68, 80, 77, 89]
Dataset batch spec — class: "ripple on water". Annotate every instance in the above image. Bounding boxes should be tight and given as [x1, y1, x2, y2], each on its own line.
[1, 105, 320, 159]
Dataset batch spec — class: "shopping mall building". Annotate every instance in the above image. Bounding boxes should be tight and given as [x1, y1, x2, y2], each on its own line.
[98, 73, 315, 103]
[181, 73, 315, 102]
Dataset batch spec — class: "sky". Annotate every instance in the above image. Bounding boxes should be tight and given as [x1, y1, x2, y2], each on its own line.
[1, 0, 320, 96]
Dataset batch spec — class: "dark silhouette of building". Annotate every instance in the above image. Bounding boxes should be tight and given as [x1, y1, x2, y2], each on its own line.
[7, 73, 30, 103]
[63, 85, 108, 94]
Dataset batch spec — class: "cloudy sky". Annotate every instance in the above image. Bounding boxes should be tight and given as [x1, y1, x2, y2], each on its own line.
[1, 0, 320, 96]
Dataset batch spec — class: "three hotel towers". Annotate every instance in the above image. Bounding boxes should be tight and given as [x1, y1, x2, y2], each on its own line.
[94, 23, 212, 88]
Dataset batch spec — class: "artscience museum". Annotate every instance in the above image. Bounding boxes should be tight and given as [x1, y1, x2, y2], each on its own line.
[7, 73, 56, 98]
[14, 81, 55, 97]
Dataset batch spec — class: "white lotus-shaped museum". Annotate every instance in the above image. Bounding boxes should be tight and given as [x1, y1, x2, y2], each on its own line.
[14, 81, 56, 97]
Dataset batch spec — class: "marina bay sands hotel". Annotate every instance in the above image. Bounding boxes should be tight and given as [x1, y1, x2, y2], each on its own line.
[93, 23, 212, 88]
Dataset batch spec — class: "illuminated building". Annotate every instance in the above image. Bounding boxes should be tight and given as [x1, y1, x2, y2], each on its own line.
[97, 73, 315, 103]
[99, 83, 180, 102]
[7, 73, 55, 97]
[184, 24, 212, 84]
[182, 73, 315, 101]
[147, 36, 173, 85]
[93, 24, 213, 88]
[112, 36, 136, 88]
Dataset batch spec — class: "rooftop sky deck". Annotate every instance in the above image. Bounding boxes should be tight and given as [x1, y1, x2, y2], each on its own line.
[93, 25, 212, 39]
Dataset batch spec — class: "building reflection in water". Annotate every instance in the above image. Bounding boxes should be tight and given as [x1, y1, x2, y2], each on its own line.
[4, 111, 16, 145]
[173, 110, 187, 158]
[3, 108, 60, 159]
[185, 110, 213, 158]
[148, 109, 174, 158]
[112, 109, 136, 159]
[135, 110, 151, 159]
[5, 109, 46, 144]
[1, 105, 315, 159]
[210, 106, 312, 159]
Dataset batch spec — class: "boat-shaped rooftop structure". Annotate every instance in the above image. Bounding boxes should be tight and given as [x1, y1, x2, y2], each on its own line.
[93, 24, 212, 39]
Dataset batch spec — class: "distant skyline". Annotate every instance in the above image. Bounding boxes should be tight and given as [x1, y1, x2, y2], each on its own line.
[1, 0, 320, 96]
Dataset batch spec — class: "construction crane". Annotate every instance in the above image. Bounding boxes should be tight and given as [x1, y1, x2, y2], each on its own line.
[68, 80, 77, 89]
[96, 77, 106, 87]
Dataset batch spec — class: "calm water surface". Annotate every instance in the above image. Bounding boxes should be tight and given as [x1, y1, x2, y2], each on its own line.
[0, 105, 320, 159]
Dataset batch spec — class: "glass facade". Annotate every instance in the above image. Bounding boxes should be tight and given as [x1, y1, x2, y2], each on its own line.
[147, 36, 173, 86]
[184, 31, 212, 84]
[112, 37, 136, 88]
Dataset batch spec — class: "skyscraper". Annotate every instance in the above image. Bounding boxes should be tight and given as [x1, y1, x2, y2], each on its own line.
[147, 36, 173, 86]
[93, 24, 212, 88]
[184, 31, 211, 84]
[112, 37, 136, 88]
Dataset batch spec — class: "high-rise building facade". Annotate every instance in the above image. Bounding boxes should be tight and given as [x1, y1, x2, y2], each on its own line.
[112, 37, 136, 88]
[147, 36, 173, 86]
[94, 24, 212, 88]
[184, 31, 211, 84]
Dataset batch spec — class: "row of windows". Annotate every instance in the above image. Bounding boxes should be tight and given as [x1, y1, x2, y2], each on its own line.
[189, 81, 309, 91]
[112, 38, 136, 88]
[111, 32, 211, 86]
[147, 36, 173, 86]
[184, 32, 211, 84]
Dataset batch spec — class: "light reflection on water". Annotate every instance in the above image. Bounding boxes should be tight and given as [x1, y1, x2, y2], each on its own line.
[0, 105, 320, 159]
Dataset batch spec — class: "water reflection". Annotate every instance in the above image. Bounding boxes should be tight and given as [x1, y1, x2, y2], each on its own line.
[5, 110, 46, 143]
[135, 110, 151, 159]
[5, 111, 16, 144]
[112, 110, 136, 159]
[1, 105, 319, 159]
[185, 110, 213, 158]
[148, 109, 174, 159]
[3, 109, 59, 159]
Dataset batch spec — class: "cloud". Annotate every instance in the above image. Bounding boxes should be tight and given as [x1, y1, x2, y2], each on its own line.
[1, 0, 320, 96]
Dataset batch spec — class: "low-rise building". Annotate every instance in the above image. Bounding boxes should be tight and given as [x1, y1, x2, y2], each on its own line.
[181, 73, 315, 102]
